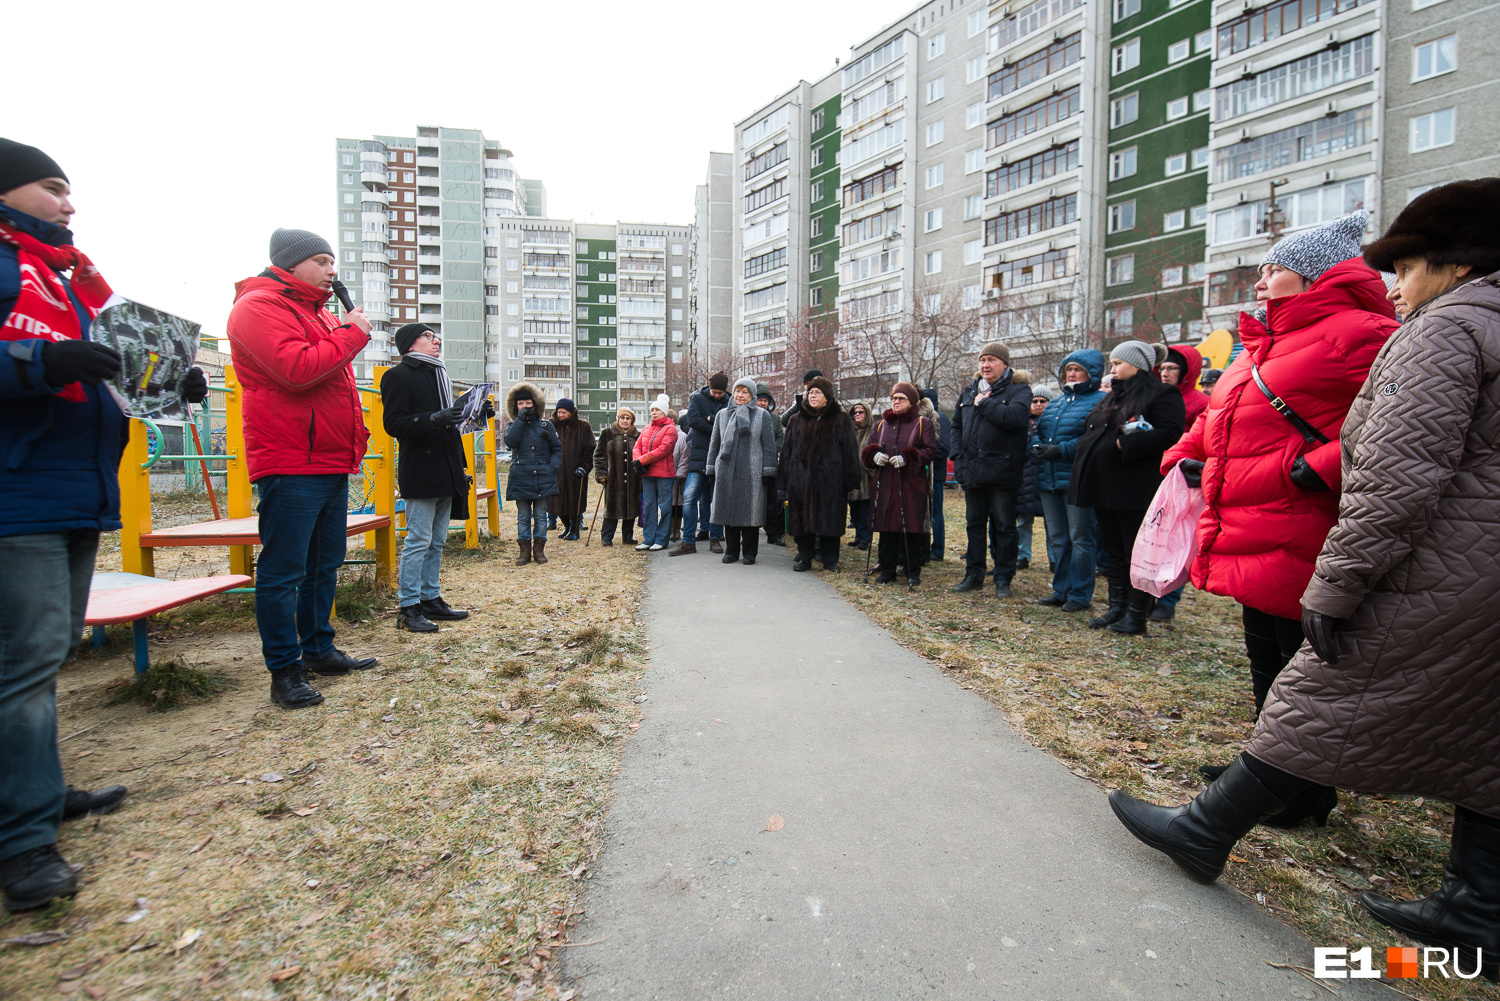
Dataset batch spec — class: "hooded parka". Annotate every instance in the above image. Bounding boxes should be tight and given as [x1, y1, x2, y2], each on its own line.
[862, 398, 937, 532]
[1030, 349, 1107, 494]
[683, 386, 727, 473]
[1246, 269, 1500, 820]
[379, 354, 470, 519]
[633, 412, 678, 478]
[778, 386, 861, 538]
[706, 401, 778, 527]
[547, 410, 596, 521]
[1161, 259, 1399, 619]
[1168, 346, 1211, 427]
[848, 403, 875, 502]
[592, 417, 642, 521]
[502, 382, 561, 501]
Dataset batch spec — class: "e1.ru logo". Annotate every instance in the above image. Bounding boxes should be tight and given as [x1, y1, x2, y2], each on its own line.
[1314, 946, 1486, 980]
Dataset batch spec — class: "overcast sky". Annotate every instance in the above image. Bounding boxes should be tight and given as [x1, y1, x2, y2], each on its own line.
[9, 0, 923, 342]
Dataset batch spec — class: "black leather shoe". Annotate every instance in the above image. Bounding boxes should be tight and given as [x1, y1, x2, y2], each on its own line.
[398, 605, 439, 633]
[1036, 595, 1067, 607]
[62, 785, 128, 821]
[821, 561, 840, 573]
[1150, 604, 1176, 622]
[420, 596, 469, 621]
[1061, 599, 1091, 613]
[742, 557, 755, 565]
[792, 556, 812, 572]
[994, 580, 1013, 598]
[874, 568, 898, 584]
[1016, 558, 1029, 570]
[950, 573, 984, 593]
[1109, 590, 1153, 635]
[0, 845, 77, 912]
[302, 648, 378, 676]
[271, 666, 324, 709]
[1109, 757, 1284, 884]
[721, 553, 738, 564]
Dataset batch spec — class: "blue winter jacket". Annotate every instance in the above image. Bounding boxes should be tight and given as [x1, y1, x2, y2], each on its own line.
[0, 205, 126, 538]
[1029, 349, 1106, 493]
[503, 410, 562, 501]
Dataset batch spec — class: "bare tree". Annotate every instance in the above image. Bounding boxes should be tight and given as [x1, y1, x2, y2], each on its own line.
[780, 308, 842, 405]
[666, 342, 744, 408]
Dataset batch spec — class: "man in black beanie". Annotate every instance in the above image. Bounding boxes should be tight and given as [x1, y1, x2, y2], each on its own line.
[381, 323, 489, 632]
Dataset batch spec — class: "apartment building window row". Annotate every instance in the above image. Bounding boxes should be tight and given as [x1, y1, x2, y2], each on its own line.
[843, 205, 902, 245]
[1218, 0, 1372, 58]
[846, 35, 904, 87]
[987, 87, 1081, 149]
[745, 141, 789, 181]
[847, 78, 904, 128]
[843, 165, 901, 209]
[522, 230, 570, 246]
[523, 275, 570, 290]
[1210, 176, 1368, 245]
[841, 289, 903, 324]
[842, 247, 902, 284]
[523, 341, 571, 357]
[985, 248, 1077, 292]
[745, 247, 788, 279]
[990, 0, 1084, 52]
[1215, 35, 1374, 121]
[523, 320, 570, 335]
[744, 316, 787, 345]
[744, 283, 788, 312]
[523, 296, 569, 313]
[742, 352, 787, 377]
[619, 297, 667, 317]
[745, 176, 788, 212]
[984, 193, 1079, 245]
[983, 301, 1073, 339]
[988, 32, 1082, 101]
[525, 365, 571, 380]
[1215, 107, 1372, 183]
[986, 141, 1081, 198]
[743, 212, 790, 248]
[743, 105, 791, 147]
[841, 120, 905, 168]
[618, 278, 665, 293]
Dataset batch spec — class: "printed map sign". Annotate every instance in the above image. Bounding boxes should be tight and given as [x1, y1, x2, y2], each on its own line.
[91, 294, 202, 419]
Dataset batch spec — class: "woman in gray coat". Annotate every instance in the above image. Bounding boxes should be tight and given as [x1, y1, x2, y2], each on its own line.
[706, 377, 779, 565]
[1107, 180, 1500, 983]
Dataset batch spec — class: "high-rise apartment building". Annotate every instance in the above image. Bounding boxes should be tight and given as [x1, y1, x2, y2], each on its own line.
[687, 154, 735, 384]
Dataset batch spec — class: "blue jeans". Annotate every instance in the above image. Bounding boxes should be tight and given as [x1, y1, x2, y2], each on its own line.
[929, 465, 946, 558]
[1017, 515, 1033, 561]
[256, 474, 349, 672]
[0, 530, 96, 861]
[965, 486, 1019, 581]
[515, 498, 548, 541]
[642, 476, 673, 546]
[850, 498, 872, 548]
[1038, 489, 1098, 605]
[680, 471, 721, 541]
[398, 496, 452, 607]
[1158, 584, 1184, 610]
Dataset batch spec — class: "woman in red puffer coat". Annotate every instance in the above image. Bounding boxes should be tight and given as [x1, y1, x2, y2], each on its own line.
[1161, 212, 1397, 817]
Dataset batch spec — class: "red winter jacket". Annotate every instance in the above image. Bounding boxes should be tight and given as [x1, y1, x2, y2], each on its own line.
[227, 268, 370, 482]
[1168, 344, 1211, 427]
[633, 414, 678, 477]
[1161, 258, 1398, 619]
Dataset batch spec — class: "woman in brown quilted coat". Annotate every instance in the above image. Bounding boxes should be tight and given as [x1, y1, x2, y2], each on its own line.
[1108, 179, 1500, 983]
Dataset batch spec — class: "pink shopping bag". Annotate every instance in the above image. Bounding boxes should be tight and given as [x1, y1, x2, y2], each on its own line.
[1130, 463, 1207, 597]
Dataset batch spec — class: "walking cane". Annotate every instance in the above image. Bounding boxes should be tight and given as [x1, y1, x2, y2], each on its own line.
[895, 460, 915, 592]
[584, 477, 602, 547]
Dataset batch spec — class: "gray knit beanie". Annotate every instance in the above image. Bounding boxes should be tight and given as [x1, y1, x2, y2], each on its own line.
[733, 376, 758, 397]
[1261, 210, 1367, 283]
[1110, 339, 1168, 373]
[270, 228, 335, 270]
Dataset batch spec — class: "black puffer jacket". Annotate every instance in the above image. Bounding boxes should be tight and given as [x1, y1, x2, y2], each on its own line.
[380, 355, 470, 518]
[684, 386, 727, 473]
[952, 369, 1032, 490]
[502, 381, 561, 501]
[1068, 374, 1186, 511]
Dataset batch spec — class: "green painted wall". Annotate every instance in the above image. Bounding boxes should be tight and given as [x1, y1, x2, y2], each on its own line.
[809, 94, 842, 317]
[574, 237, 618, 418]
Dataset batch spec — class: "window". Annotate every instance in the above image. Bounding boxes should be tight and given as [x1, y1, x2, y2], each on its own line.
[843, 205, 902, 244]
[811, 251, 823, 272]
[811, 180, 824, 202]
[1191, 204, 1208, 226]
[1107, 255, 1135, 285]
[1109, 200, 1136, 233]
[984, 247, 1077, 290]
[965, 239, 983, 264]
[925, 207, 944, 231]
[1107, 306, 1134, 336]
[967, 56, 986, 84]
[672, 308, 683, 321]
[1165, 153, 1187, 176]
[1111, 93, 1139, 128]
[506, 258, 519, 271]
[744, 141, 789, 181]
[964, 194, 983, 220]
[1163, 210, 1186, 231]
[671, 265, 683, 277]
[958, 149, 980, 175]
[1193, 89, 1212, 113]
[1113, 39, 1141, 74]
[969, 10, 985, 35]
[1214, 108, 1372, 182]
[341, 230, 358, 243]
[744, 247, 787, 278]
[1210, 176, 1369, 245]
[984, 194, 1078, 244]
[1219, 0, 1371, 57]
[964, 284, 983, 309]
[1413, 36, 1457, 81]
[1195, 30, 1213, 54]
[812, 146, 824, 167]
[745, 176, 788, 212]
[845, 35, 905, 86]
[1189, 262, 1207, 282]
[810, 216, 824, 238]
[929, 32, 947, 59]
[1167, 97, 1189, 120]
[1410, 108, 1455, 152]
[1193, 146, 1211, 169]
[810, 287, 823, 308]
[1168, 39, 1190, 62]
[927, 121, 946, 146]
[342, 192, 354, 204]
[928, 77, 946, 102]
[987, 141, 1081, 196]
[992, 0, 1084, 49]
[989, 33, 1082, 101]
[341, 153, 354, 165]
[1216, 36, 1376, 120]
[987, 87, 1082, 148]
[1114, 0, 1140, 20]
[671, 287, 683, 299]
[925, 250, 943, 275]
[743, 105, 791, 146]
[1109, 147, 1138, 180]
[967, 102, 985, 128]
[671, 243, 683, 256]
[811, 108, 825, 132]
[926, 164, 945, 188]
[843, 165, 901, 207]
[508, 370, 519, 382]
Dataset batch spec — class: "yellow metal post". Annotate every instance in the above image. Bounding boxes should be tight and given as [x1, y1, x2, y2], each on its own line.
[463, 433, 480, 548]
[117, 419, 154, 576]
[486, 402, 501, 538]
[223, 365, 254, 579]
[367, 367, 396, 589]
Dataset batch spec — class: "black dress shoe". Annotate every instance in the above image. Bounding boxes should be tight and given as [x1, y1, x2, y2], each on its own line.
[1016, 558, 1030, 570]
[302, 648, 378, 676]
[62, 785, 128, 821]
[1061, 599, 1091, 613]
[994, 580, 1013, 598]
[398, 605, 439, 633]
[874, 568, 898, 584]
[420, 596, 469, 621]
[1036, 595, 1067, 607]
[950, 573, 984, 593]
[792, 556, 812, 572]
[0, 844, 77, 912]
[742, 557, 755, 565]
[721, 553, 738, 564]
[271, 666, 324, 709]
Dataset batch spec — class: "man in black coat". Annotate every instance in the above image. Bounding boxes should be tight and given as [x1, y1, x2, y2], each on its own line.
[950, 341, 1032, 597]
[669, 371, 728, 555]
[381, 323, 486, 632]
[922, 388, 952, 561]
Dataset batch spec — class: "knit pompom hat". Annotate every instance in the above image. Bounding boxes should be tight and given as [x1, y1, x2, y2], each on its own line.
[1262, 210, 1367, 282]
[1110, 340, 1168, 373]
[650, 393, 671, 415]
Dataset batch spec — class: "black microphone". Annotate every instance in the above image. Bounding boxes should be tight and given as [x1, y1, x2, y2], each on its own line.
[330, 279, 355, 312]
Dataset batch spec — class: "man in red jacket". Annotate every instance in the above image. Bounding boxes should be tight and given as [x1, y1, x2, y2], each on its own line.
[227, 229, 378, 709]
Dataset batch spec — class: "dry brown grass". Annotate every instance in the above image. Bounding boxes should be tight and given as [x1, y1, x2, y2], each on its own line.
[823, 496, 1498, 1000]
[1, 527, 648, 1001]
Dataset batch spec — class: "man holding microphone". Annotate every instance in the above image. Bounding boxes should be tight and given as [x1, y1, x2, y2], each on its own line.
[227, 229, 379, 709]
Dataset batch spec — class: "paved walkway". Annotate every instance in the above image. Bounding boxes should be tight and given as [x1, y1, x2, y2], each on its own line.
[567, 543, 1386, 1000]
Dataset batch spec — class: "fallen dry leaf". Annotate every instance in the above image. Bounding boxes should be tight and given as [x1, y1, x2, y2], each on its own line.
[291, 804, 320, 817]
[121, 973, 147, 988]
[58, 962, 93, 981]
[269, 965, 303, 983]
[74, 750, 94, 759]
[1128, 741, 1149, 750]
[515, 861, 538, 873]
[86, 986, 106, 1000]
[4, 930, 67, 946]
[457, 933, 476, 944]
[1229, 854, 1250, 864]
[188, 833, 214, 854]
[297, 910, 325, 929]
[171, 928, 203, 952]
[762, 814, 785, 833]
[58, 981, 83, 995]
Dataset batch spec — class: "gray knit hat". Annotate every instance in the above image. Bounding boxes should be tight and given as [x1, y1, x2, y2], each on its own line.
[270, 228, 335, 270]
[732, 376, 758, 397]
[1110, 339, 1168, 373]
[1261, 210, 1367, 283]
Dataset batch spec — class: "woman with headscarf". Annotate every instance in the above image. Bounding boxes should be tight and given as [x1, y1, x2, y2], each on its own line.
[1068, 340, 1186, 635]
[705, 377, 779, 565]
[861, 383, 937, 586]
[592, 406, 641, 547]
[547, 398, 595, 541]
[846, 401, 876, 552]
[777, 376, 861, 572]
[632, 395, 678, 551]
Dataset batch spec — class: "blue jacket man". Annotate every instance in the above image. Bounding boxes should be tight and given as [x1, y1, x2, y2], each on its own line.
[1029, 349, 1106, 611]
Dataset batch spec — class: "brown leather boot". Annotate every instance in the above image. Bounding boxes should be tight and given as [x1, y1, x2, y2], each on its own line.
[533, 539, 549, 564]
[514, 539, 532, 566]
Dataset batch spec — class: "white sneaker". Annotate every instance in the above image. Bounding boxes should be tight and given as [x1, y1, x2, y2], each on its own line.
[649, 543, 665, 551]
[635, 543, 650, 551]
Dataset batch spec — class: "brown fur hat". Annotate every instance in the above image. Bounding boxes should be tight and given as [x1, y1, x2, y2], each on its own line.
[1364, 178, 1500, 274]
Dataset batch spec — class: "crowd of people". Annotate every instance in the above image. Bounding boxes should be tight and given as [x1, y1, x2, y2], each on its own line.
[1, 133, 1494, 979]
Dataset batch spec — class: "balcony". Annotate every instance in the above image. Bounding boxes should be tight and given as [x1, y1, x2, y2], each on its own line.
[360, 171, 388, 191]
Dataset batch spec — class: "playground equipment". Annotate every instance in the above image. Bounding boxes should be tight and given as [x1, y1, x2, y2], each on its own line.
[86, 572, 252, 673]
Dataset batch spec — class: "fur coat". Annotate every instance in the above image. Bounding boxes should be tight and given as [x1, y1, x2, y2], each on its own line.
[592, 421, 641, 522]
[777, 387, 862, 538]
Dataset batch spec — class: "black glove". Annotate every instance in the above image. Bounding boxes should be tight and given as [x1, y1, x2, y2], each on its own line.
[1031, 443, 1063, 461]
[431, 404, 465, 429]
[1290, 456, 1330, 492]
[630, 459, 643, 477]
[776, 489, 788, 502]
[481, 400, 496, 421]
[181, 366, 208, 403]
[574, 466, 587, 478]
[41, 340, 122, 385]
[1179, 458, 1205, 489]
[1302, 608, 1341, 665]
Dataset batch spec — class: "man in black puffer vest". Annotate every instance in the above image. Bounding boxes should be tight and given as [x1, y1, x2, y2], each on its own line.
[950, 341, 1032, 597]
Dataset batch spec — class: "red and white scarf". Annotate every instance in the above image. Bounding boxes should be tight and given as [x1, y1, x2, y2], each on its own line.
[0, 222, 114, 401]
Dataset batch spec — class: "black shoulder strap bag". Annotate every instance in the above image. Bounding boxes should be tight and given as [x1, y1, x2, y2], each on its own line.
[1249, 364, 1331, 445]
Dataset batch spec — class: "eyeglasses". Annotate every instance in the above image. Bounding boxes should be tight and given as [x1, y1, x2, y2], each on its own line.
[422, 333, 441, 343]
